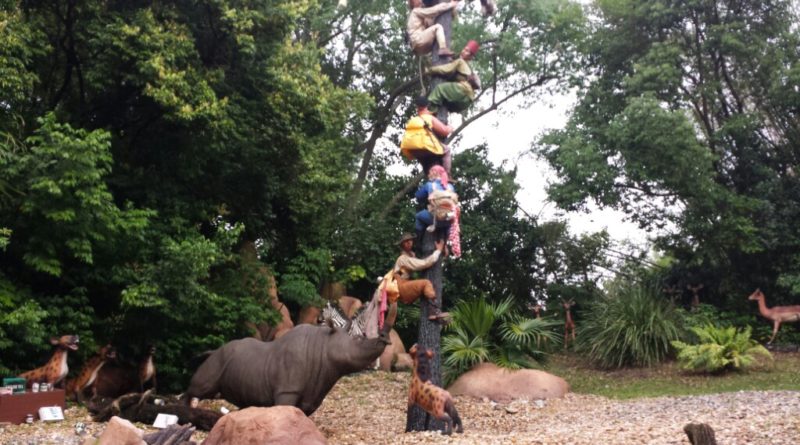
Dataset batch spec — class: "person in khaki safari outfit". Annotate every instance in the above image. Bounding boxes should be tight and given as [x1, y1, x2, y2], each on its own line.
[407, 0, 460, 56]
[393, 233, 450, 323]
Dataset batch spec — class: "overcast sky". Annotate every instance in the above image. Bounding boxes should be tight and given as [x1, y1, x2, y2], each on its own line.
[453, 92, 652, 247]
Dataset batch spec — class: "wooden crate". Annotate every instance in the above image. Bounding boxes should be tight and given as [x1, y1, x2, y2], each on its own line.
[0, 389, 65, 424]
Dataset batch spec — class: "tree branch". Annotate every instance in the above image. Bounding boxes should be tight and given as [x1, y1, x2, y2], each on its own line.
[377, 171, 425, 221]
[450, 75, 555, 140]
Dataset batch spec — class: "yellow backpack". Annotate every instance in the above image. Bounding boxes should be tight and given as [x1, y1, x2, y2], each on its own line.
[400, 114, 444, 160]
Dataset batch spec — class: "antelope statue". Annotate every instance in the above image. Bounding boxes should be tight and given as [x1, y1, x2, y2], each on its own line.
[138, 344, 157, 392]
[748, 289, 800, 344]
[687, 283, 704, 308]
[562, 299, 575, 350]
[530, 303, 542, 319]
[19, 335, 79, 388]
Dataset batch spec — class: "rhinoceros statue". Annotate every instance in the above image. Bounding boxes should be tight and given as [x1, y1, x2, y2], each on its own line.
[184, 322, 390, 415]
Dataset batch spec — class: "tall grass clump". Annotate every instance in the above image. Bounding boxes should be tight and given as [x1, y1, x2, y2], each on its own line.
[578, 283, 682, 369]
[441, 296, 559, 384]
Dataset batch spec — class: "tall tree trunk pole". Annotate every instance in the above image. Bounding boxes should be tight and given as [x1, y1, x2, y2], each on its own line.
[406, 0, 452, 433]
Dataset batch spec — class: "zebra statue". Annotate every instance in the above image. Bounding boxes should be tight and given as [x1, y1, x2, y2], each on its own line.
[320, 301, 368, 337]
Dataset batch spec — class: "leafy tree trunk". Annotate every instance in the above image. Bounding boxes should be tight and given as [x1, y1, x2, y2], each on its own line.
[406, 0, 451, 433]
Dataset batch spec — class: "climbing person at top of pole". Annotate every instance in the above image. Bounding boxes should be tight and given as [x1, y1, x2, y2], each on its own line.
[426, 40, 481, 114]
[407, 0, 460, 57]
[400, 96, 454, 173]
[423, 0, 495, 16]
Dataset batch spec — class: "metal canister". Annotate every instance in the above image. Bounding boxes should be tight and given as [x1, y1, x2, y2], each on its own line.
[25, 414, 34, 424]
[31, 383, 39, 393]
[39, 383, 48, 392]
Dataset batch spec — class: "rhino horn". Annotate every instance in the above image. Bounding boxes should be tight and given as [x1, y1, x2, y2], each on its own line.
[383, 303, 398, 333]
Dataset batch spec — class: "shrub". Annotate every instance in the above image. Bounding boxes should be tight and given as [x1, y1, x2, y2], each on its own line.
[671, 324, 772, 373]
[441, 297, 559, 384]
[577, 283, 682, 368]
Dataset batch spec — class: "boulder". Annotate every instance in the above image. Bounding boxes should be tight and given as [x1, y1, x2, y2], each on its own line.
[203, 406, 327, 445]
[96, 416, 145, 445]
[337, 296, 363, 318]
[249, 299, 294, 341]
[297, 305, 322, 325]
[393, 352, 413, 371]
[378, 329, 406, 371]
[447, 362, 569, 402]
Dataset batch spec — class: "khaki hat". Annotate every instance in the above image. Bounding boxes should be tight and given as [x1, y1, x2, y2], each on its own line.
[397, 233, 416, 247]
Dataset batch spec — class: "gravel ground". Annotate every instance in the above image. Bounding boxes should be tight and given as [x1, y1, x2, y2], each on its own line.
[2, 371, 799, 444]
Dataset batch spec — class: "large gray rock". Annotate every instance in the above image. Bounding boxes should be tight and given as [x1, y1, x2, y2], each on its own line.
[378, 329, 407, 372]
[203, 406, 327, 445]
[447, 362, 569, 402]
[96, 416, 146, 445]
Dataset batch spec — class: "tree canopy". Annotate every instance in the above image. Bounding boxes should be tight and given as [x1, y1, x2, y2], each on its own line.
[539, 0, 800, 305]
[0, 0, 614, 386]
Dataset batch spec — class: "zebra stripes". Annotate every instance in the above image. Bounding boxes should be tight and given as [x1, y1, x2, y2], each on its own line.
[320, 301, 368, 337]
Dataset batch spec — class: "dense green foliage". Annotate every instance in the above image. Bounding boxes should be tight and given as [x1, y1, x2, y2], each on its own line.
[5, 0, 789, 390]
[539, 0, 800, 311]
[0, 0, 603, 388]
[577, 283, 683, 368]
[672, 324, 772, 373]
[0, 0, 364, 386]
[441, 296, 559, 384]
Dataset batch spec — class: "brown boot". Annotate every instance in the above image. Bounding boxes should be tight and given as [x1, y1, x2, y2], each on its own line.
[427, 306, 451, 324]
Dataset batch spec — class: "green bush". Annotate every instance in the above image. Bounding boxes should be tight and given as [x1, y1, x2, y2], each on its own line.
[441, 297, 559, 384]
[671, 324, 772, 373]
[578, 284, 682, 369]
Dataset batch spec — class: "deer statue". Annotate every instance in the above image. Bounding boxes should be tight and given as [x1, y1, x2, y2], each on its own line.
[66, 344, 116, 403]
[562, 299, 576, 350]
[687, 284, 704, 308]
[138, 344, 157, 392]
[663, 285, 681, 302]
[748, 289, 800, 344]
[19, 335, 80, 388]
[529, 303, 542, 319]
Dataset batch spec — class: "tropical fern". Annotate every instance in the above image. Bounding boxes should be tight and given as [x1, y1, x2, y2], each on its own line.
[671, 324, 772, 373]
[441, 296, 559, 384]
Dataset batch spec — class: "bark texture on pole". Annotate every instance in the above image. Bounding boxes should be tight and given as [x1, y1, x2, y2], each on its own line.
[683, 423, 718, 445]
[428, 0, 453, 127]
[405, 0, 453, 433]
[405, 229, 447, 432]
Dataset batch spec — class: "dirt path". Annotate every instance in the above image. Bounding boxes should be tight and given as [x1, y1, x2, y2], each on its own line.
[2, 371, 799, 444]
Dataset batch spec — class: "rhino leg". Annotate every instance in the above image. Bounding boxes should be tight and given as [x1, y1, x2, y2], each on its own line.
[184, 352, 225, 403]
[273, 392, 301, 409]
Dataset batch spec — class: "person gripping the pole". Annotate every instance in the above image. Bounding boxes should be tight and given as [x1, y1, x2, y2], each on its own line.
[427, 40, 481, 114]
[400, 96, 454, 173]
[407, 0, 460, 57]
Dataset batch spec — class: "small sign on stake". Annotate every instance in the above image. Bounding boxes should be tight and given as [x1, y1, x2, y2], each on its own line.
[38, 406, 64, 422]
[153, 413, 179, 429]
